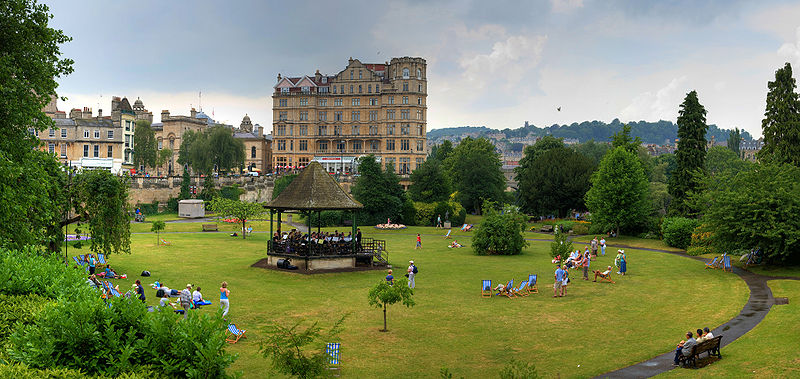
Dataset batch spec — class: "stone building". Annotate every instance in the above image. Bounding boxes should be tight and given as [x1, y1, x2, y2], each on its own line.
[110, 96, 138, 165]
[234, 114, 272, 173]
[271, 57, 427, 180]
[741, 138, 763, 162]
[151, 108, 210, 175]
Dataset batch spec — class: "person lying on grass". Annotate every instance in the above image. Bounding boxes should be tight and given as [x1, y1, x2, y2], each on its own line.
[592, 266, 613, 282]
[448, 240, 463, 248]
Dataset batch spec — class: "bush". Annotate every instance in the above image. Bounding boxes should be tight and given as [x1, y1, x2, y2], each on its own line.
[400, 196, 416, 226]
[572, 223, 590, 235]
[166, 197, 179, 212]
[0, 294, 49, 342]
[413, 202, 437, 226]
[687, 225, 715, 256]
[661, 217, 700, 250]
[307, 211, 345, 227]
[137, 202, 160, 215]
[219, 185, 243, 201]
[472, 202, 528, 255]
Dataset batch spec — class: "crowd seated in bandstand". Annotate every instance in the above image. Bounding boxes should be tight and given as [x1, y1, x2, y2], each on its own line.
[272, 229, 356, 256]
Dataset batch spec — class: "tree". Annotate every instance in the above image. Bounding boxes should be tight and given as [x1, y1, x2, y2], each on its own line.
[610, 124, 642, 153]
[351, 155, 405, 225]
[472, 202, 528, 255]
[209, 197, 265, 239]
[572, 139, 610, 167]
[259, 315, 347, 379]
[727, 127, 741, 157]
[669, 90, 708, 216]
[367, 278, 415, 332]
[705, 146, 750, 177]
[272, 174, 297, 200]
[759, 62, 800, 166]
[444, 137, 505, 213]
[200, 174, 217, 201]
[133, 120, 157, 170]
[516, 146, 594, 217]
[179, 165, 192, 200]
[429, 140, 454, 162]
[206, 125, 245, 174]
[650, 153, 676, 183]
[585, 147, 650, 236]
[156, 148, 173, 172]
[515, 136, 564, 180]
[73, 169, 131, 256]
[408, 159, 451, 203]
[701, 163, 800, 263]
[177, 130, 198, 167]
[151, 220, 165, 246]
[550, 228, 573, 261]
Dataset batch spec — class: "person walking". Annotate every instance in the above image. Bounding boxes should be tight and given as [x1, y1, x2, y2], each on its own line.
[179, 284, 192, 319]
[407, 260, 416, 289]
[561, 265, 569, 296]
[436, 214, 442, 228]
[219, 281, 230, 318]
[415, 233, 422, 249]
[385, 269, 395, 285]
[553, 265, 565, 297]
[600, 237, 606, 256]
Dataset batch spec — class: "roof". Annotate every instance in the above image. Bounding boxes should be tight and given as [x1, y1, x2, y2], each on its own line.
[266, 162, 363, 211]
[75, 118, 116, 128]
[233, 132, 260, 139]
[54, 118, 75, 126]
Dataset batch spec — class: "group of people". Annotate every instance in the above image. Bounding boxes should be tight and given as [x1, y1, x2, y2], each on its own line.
[273, 229, 363, 256]
[385, 260, 417, 288]
[551, 240, 629, 296]
[673, 327, 715, 365]
[155, 281, 230, 319]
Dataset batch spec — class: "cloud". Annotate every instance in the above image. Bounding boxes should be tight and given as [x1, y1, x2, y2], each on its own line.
[620, 76, 689, 122]
[551, 0, 583, 13]
[778, 26, 800, 68]
[459, 35, 548, 90]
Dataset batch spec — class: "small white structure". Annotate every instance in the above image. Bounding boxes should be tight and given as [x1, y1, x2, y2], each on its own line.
[178, 199, 205, 218]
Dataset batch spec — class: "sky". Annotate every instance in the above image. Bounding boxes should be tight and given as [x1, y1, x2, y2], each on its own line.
[45, 0, 800, 138]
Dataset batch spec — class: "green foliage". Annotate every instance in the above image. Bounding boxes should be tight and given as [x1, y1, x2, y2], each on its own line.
[272, 174, 297, 200]
[727, 127, 741, 156]
[669, 90, 708, 216]
[179, 166, 192, 200]
[156, 148, 173, 170]
[220, 184, 243, 201]
[759, 62, 800, 167]
[706, 146, 750, 177]
[429, 140, 454, 162]
[585, 147, 650, 235]
[444, 137, 505, 213]
[413, 202, 437, 226]
[181, 126, 245, 175]
[650, 153, 676, 183]
[550, 228, 573, 260]
[649, 181, 670, 218]
[661, 217, 699, 250]
[400, 195, 417, 226]
[0, 294, 49, 342]
[210, 197, 265, 239]
[572, 223, 590, 235]
[201, 174, 217, 201]
[258, 315, 347, 379]
[351, 155, 405, 225]
[408, 159, 451, 203]
[516, 146, 594, 217]
[516, 136, 564, 175]
[701, 163, 800, 263]
[611, 124, 643, 153]
[306, 211, 345, 228]
[151, 220, 165, 245]
[73, 169, 131, 256]
[367, 278, 415, 331]
[498, 359, 540, 379]
[133, 120, 157, 170]
[0, 362, 90, 379]
[571, 139, 610, 167]
[472, 202, 528, 255]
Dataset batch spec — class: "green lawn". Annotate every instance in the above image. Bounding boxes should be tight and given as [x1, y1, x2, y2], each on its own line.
[90, 225, 748, 378]
[572, 235, 684, 252]
[657, 280, 800, 378]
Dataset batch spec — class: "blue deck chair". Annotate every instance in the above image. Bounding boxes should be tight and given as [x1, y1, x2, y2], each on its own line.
[97, 254, 106, 265]
[496, 279, 514, 298]
[79, 254, 86, 264]
[225, 324, 247, 344]
[704, 257, 718, 269]
[444, 229, 451, 239]
[527, 274, 538, 294]
[326, 342, 341, 374]
[481, 280, 492, 298]
[722, 255, 732, 272]
[72, 256, 84, 266]
[512, 280, 529, 297]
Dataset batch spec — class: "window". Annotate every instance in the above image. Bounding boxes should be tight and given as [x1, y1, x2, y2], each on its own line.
[83, 144, 89, 157]
[403, 68, 410, 79]
[332, 86, 337, 94]
[417, 68, 422, 79]
[318, 140, 328, 151]
[277, 140, 286, 151]
[94, 130, 100, 139]
[336, 140, 345, 151]
[388, 124, 395, 135]
[417, 110, 423, 120]
[385, 157, 395, 172]
[368, 85, 372, 93]
[334, 98, 343, 106]
[299, 157, 310, 165]
[400, 157, 410, 174]
[418, 125, 424, 136]
[370, 98, 378, 106]
[402, 96, 409, 105]
[125, 135, 130, 148]
[279, 112, 288, 121]
[318, 98, 327, 106]
[61, 128, 67, 138]
[418, 97, 422, 105]
[352, 98, 360, 106]
[300, 98, 308, 106]
[370, 140, 379, 151]
[401, 125, 410, 135]
[299, 111, 308, 121]
[340, 85, 344, 94]
[28, 128, 36, 136]
[290, 140, 294, 151]
[281, 87, 289, 94]
[49, 128, 55, 137]
[401, 139, 410, 151]
[93, 145, 99, 157]
[157, 139, 162, 150]
[169, 139, 174, 149]
[388, 96, 394, 105]
[351, 111, 360, 121]
[350, 70, 353, 79]
[108, 145, 113, 157]
[251, 146, 257, 158]
[60, 144, 67, 157]
[417, 140, 424, 151]
[350, 85, 353, 93]
[401, 110, 410, 119]
[318, 125, 327, 136]
[48, 143, 55, 153]
[108, 130, 114, 139]
[352, 140, 362, 151]
[369, 125, 378, 135]
[386, 139, 395, 151]
[418, 84, 423, 92]
[358, 85, 362, 93]
[125, 121, 130, 131]
[299, 125, 307, 135]
[387, 110, 395, 120]
[333, 125, 342, 135]
[279, 99, 287, 107]
[403, 82, 409, 91]
[319, 86, 329, 93]
[84, 129, 90, 138]
[359, 70, 363, 79]
[376, 84, 380, 92]
[276, 125, 286, 136]
[352, 125, 360, 135]
[369, 111, 378, 121]
[301, 86, 309, 94]
[334, 111, 343, 121]
[319, 111, 327, 121]
[299, 140, 308, 151]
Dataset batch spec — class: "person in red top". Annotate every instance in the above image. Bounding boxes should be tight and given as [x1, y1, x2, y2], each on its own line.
[415, 233, 422, 249]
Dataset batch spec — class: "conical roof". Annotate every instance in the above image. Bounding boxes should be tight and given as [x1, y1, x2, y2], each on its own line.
[266, 162, 363, 210]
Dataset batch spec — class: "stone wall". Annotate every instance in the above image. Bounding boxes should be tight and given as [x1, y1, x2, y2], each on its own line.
[128, 176, 273, 206]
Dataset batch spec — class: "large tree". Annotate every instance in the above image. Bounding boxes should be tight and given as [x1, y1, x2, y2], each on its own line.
[133, 120, 157, 170]
[351, 155, 405, 225]
[516, 146, 594, 217]
[585, 147, 650, 236]
[73, 169, 131, 256]
[727, 127, 741, 157]
[408, 159, 451, 203]
[210, 197, 264, 239]
[444, 137, 505, 213]
[758, 62, 800, 166]
[182, 126, 245, 175]
[669, 90, 708, 216]
[706, 146, 750, 177]
[572, 139, 610, 167]
[429, 140, 454, 163]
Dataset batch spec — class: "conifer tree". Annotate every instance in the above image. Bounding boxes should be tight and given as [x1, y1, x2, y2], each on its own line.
[758, 62, 800, 166]
[727, 128, 741, 157]
[669, 90, 708, 216]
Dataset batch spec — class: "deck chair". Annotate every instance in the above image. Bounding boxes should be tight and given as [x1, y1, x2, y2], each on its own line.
[97, 254, 106, 265]
[499, 279, 515, 298]
[444, 229, 452, 239]
[225, 323, 247, 344]
[72, 256, 84, 266]
[326, 342, 341, 375]
[460, 223, 468, 231]
[527, 274, 538, 294]
[79, 254, 86, 263]
[512, 281, 529, 297]
[722, 255, 732, 272]
[593, 270, 615, 284]
[160, 239, 171, 246]
[704, 256, 718, 269]
[481, 280, 493, 298]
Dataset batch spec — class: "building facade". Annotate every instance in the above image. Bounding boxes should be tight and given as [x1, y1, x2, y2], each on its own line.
[151, 108, 210, 175]
[234, 114, 273, 174]
[271, 57, 427, 176]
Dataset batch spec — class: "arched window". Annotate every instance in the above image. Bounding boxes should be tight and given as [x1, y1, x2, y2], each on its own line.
[417, 68, 422, 79]
[251, 146, 256, 158]
[402, 68, 410, 79]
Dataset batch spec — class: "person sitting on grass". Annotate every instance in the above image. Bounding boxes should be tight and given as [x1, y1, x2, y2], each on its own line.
[104, 266, 121, 279]
[159, 292, 183, 313]
[448, 240, 463, 248]
[192, 287, 212, 306]
[87, 274, 102, 288]
[385, 269, 395, 285]
[592, 266, 613, 282]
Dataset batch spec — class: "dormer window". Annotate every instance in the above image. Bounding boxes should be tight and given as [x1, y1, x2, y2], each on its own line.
[302, 86, 310, 94]
[281, 87, 289, 94]
[322, 77, 327, 83]
[402, 68, 410, 79]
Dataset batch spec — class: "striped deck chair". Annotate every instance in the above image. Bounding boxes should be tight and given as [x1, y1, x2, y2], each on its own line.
[512, 280, 529, 297]
[444, 229, 452, 239]
[225, 323, 247, 344]
[160, 239, 171, 246]
[527, 274, 538, 294]
[481, 280, 492, 298]
[97, 253, 107, 265]
[79, 255, 86, 264]
[326, 342, 341, 375]
[496, 279, 514, 298]
[722, 255, 732, 272]
[72, 256, 84, 266]
[704, 257, 719, 269]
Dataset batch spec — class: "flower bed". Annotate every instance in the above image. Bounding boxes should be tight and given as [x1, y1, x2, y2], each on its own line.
[374, 223, 407, 230]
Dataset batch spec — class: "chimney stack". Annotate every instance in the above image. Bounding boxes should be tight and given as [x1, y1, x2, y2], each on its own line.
[315, 69, 321, 81]
[190, 108, 197, 118]
[161, 110, 170, 121]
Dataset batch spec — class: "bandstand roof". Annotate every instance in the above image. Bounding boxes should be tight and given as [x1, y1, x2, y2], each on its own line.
[265, 161, 363, 211]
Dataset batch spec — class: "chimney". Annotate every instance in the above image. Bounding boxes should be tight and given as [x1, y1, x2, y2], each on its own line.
[315, 69, 321, 82]
[161, 110, 170, 121]
[98, 109, 103, 118]
[277, 73, 281, 81]
[190, 108, 197, 118]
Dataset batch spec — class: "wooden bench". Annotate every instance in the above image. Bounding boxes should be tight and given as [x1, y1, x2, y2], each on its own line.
[540, 225, 553, 233]
[679, 336, 723, 368]
[202, 224, 218, 232]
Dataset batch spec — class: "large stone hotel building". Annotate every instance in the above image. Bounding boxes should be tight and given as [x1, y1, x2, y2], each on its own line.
[271, 57, 427, 176]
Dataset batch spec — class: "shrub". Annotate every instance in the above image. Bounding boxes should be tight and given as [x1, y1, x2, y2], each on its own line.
[166, 197, 179, 212]
[550, 229, 573, 260]
[499, 359, 540, 379]
[472, 202, 528, 255]
[136, 202, 160, 215]
[687, 225, 715, 256]
[0, 294, 49, 341]
[661, 217, 700, 250]
[219, 184, 243, 201]
[400, 196, 416, 226]
[413, 202, 437, 226]
[572, 223, 590, 235]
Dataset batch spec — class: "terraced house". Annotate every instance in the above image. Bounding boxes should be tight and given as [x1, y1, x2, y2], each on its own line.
[271, 57, 427, 181]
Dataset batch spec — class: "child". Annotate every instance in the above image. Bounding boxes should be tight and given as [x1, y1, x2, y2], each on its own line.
[415, 233, 422, 249]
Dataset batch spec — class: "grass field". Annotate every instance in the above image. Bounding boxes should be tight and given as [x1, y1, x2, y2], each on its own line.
[75, 224, 749, 378]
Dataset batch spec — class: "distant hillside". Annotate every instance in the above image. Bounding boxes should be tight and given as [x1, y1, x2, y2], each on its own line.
[428, 119, 752, 145]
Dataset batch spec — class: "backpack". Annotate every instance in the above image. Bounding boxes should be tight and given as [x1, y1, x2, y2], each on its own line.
[141, 270, 151, 277]
[412, 265, 418, 274]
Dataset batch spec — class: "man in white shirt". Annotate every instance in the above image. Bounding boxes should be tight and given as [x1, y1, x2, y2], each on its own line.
[407, 260, 416, 289]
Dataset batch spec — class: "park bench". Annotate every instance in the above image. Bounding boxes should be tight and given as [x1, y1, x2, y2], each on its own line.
[540, 225, 553, 233]
[202, 224, 218, 232]
[679, 336, 723, 368]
